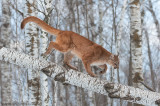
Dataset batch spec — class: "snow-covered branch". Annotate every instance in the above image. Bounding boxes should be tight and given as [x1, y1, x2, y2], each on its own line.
[0, 47, 160, 106]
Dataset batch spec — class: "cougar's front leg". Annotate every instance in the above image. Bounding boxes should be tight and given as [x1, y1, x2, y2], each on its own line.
[64, 52, 77, 70]
[82, 59, 96, 77]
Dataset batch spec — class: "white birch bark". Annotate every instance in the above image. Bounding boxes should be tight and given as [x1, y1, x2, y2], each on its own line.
[129, 0, 143, 89]
[1, 0, 12, 104]
[39, 0, 53, 105]
[53, 81, 59, 106]
[75, 87, 81, 106]
[75, 62, 82, 106]
[88, 91, 95, 106]
[54, 2, 62, 105]
[0, 47, 160, 106]
[24, 0, 41, 105]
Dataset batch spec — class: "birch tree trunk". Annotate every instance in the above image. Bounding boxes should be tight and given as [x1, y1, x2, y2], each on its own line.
[129, 0, 143, 89]
[1, 0, 12, 105]
[116, 2, 128, 105]
[39, 0, 53, 105]
[141, 1, 156, 91]
[24, 0, 41, 105]
[53, 2, 66, 105]
[98, 0, 103, 45]
[75, 1, 87, 106]
[116, 0, 127, 53]
[0, 47, 160, 106]
[85, 0, 90, 39]
[0, 0, 2, 103]
[145, 31, 156, 90]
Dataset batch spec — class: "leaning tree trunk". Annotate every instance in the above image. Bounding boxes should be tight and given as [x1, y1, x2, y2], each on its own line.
[24, 0, 41, 105]
[0, 47, 160, 106]
[145, 31, 156, 90]
[129, 0, 143, 89]
[1, 0, 12, 104]
[147, 0, 160, 39]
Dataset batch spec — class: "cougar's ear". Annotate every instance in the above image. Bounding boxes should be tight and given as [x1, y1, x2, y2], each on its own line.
[110, 54, 114, 60]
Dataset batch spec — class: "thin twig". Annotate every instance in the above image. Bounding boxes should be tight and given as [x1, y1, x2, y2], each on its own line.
[26, 0, 45, 15]
[7, 1, 24, 16]
[140, 81, 156, 92]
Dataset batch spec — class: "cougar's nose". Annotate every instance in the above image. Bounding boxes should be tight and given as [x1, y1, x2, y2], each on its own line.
[114, 66, 117, 69]
[114, 63, 118, 69]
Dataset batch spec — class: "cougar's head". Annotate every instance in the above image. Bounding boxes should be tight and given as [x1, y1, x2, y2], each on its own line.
[109, 54, 119, 69]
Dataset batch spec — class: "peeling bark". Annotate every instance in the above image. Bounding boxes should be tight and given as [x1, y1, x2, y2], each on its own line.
[24, 0, 41, 105]
[129, 0, 143, 89]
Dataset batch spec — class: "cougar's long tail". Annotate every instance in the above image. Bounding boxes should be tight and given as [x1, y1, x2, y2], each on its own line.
[21, 16, 61, 36]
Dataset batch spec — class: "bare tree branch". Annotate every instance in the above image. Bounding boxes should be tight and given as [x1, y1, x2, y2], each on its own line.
[140, 81, 155, 92]
[26, 0, 46, 15]
[7, 1, 24, 16]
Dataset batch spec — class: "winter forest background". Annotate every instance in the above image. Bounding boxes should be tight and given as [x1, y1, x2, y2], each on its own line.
[0, 0, 160, 106]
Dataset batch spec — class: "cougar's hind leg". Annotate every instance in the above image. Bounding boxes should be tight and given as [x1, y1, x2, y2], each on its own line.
[44, 41, 69, 55]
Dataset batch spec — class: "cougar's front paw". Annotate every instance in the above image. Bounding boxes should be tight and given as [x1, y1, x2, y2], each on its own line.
[70, 66, 78, 70]
[43, 52, 48, 56]
[41, 52, 50, 60]
[99, 69, 106, 74]
[89, 73, 97, 78]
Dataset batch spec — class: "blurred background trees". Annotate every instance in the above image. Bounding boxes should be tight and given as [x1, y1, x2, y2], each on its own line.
[0, 0, 160, 105]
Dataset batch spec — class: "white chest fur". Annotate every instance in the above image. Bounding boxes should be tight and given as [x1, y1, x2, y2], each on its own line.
[91, 61, 106, 66]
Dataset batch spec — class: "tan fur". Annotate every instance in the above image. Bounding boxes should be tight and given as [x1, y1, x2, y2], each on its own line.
[21, 16, 119, 77]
